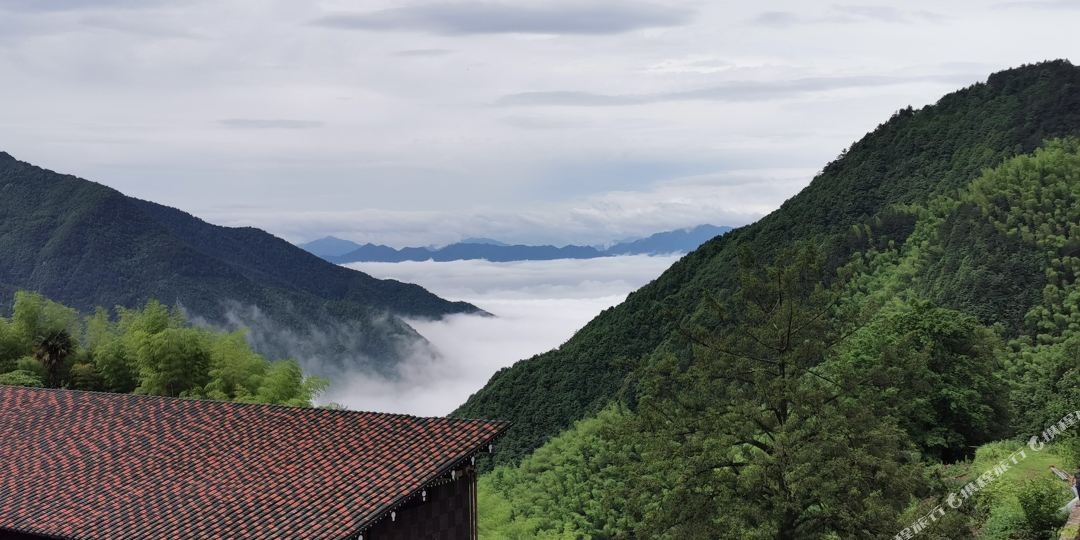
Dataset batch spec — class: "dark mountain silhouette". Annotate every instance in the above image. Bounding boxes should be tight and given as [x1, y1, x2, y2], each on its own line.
[0, 152, 479, 375]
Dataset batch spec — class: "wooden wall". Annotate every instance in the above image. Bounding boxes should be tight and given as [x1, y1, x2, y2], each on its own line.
[367, 467, 477, 540]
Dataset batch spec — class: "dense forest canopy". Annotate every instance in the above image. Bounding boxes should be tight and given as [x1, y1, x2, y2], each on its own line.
[463, 62, 1080, 539]
[455, 59, 1080, 467]
[478, 138, 1080, 539]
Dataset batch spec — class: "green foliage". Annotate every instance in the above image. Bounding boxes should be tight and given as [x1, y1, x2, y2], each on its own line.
[931, 440, 1074, 540]
[12, 290, 80, 344]
[248, 361, 328, 407]
[627, 246, 926, 538]
[0, 292, 325, 407]
[980, 504, 1025, 540]
[1056, 435, 1080, 468]
[85, 309, 139, 393]
[896, 496, 976, 540]
[1016, 478, 1067, 539]
[0, 369, 44, 387]
[834, 301, 1009, 461]
[456, 60, 1080, 467]
[919, 202, 1046, 333]
[131, 327, 212, 397]
[479, 407, 644, 539]
[467, 84, 1080, 537]
[965, 138, 1080, 341]
[14, 356, 45, 379]
[7, 291, 81, 387]
[0, 153, 478, 374]
[1008, 336, 1080, 437]
[68, 362, 103, 391]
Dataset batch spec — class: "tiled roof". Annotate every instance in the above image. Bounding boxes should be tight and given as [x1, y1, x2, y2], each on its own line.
[0, 385, 507, 540]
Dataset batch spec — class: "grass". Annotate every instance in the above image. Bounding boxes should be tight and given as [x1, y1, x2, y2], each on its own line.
[972, 440, 1073, 505]
[969, 440, 1076, 539]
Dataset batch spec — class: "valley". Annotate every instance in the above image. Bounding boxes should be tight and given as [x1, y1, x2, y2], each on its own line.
[3, 2, 1080, 537]
[321, 255, 682, 416]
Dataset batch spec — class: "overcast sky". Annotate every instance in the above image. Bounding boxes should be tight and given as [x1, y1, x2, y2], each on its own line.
[1, 0, 1077, 246]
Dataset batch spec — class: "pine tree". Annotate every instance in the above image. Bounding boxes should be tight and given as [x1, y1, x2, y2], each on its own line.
[634, 245, 922, 538]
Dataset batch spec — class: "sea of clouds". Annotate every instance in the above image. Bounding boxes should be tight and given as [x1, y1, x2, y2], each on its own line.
[318, 255, 681, 416]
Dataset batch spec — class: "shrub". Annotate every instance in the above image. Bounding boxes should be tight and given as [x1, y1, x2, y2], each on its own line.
[0, 370, 44, 388]
[1017, 477, 1068, 539]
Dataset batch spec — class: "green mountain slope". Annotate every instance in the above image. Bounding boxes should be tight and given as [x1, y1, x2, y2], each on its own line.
[454, 60, 1080, 465]
[477, 135, 1080, 539]
[0, 153, 478, 374]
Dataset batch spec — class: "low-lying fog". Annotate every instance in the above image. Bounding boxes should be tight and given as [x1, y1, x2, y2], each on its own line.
[319, 255, 682, 416]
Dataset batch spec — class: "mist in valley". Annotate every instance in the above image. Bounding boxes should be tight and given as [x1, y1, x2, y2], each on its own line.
[318, 255, 681, 416]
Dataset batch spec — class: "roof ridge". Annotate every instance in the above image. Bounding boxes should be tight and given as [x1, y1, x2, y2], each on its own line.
[0, 383, 510, 539]
[0, 384, 509, 425]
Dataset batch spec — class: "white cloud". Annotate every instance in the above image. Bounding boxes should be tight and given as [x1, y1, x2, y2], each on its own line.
[313, 1, 693, 35]
[1, 0, 1074, 248]
[319, 255, 680, 416]
[202, 167, 809, 247]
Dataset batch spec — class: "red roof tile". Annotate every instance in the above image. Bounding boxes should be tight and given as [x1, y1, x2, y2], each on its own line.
[0, 385, 507, 540]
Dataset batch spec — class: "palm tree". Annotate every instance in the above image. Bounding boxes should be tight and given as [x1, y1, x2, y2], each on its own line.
[34, 329, 74, 388]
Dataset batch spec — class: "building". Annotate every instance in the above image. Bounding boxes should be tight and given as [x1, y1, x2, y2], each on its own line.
[0, 385, 508, 539]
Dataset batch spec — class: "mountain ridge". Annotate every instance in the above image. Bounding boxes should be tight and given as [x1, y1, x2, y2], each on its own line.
[453, 59, 1080, 465]
[302, 224, 733, 263]
[0, 154, 479, 375]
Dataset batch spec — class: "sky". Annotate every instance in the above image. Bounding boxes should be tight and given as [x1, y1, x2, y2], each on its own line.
[0, 0, 1078, 246]
[320, 255, 680, 416]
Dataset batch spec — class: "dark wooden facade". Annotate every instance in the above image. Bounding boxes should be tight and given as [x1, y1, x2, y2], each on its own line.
[0, 531, 54, 540]
[1, 469, 481, 540]
[1, 469, 480, 540]
[365, 467, 478, 540]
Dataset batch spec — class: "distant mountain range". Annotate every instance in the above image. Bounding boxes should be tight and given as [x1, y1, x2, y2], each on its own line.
[302, 225, 733, 263]
[0, 151, 478, 376]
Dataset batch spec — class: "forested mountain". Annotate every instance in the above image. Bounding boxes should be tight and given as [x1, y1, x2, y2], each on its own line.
[0, 153, 478, 375]
[304, 224, 732, 263]
[456, 59, 1080, 464]
[454, 60, 1080, 538]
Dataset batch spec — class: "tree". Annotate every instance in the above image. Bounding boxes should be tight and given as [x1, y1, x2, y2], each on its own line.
[91, 334, 139, 394]
[199, 330, 267, 401]
[833, 301, 1009, 461]
[68, 362, 104, 391]
[8, 292, 80, 387]
[251, 361, 326, 407]
[0, 318, 26, 370]
[12, 291, 80, 346]
[478, 407, 647, 539]
[130, 327, 211, 397]
[0, 291, 323, 407]
[34, 328, 75, 388]
[633, 245, 923, 538]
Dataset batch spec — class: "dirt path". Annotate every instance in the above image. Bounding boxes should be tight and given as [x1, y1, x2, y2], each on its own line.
[1062, 503, 1080, 540]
